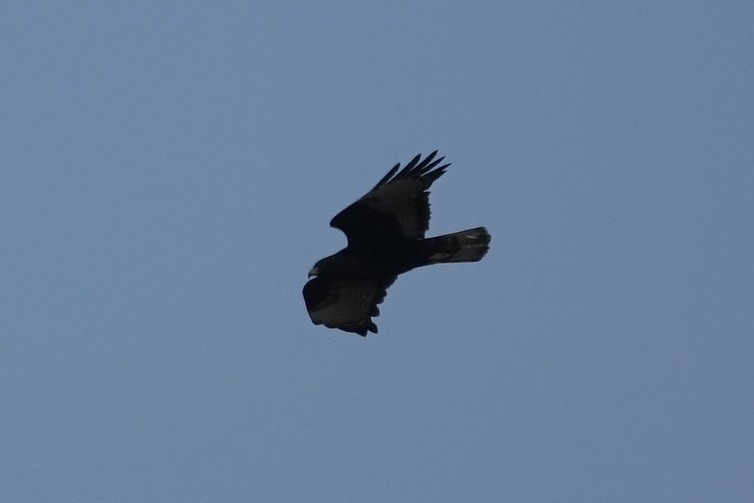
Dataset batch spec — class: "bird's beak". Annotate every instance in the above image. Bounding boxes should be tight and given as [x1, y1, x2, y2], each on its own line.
[308, 266, 319, 278]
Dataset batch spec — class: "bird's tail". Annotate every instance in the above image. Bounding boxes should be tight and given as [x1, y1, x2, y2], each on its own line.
[422, 227, 491, 264]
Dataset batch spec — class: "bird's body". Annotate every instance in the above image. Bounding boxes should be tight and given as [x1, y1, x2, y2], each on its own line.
[303, 151, 490, 336]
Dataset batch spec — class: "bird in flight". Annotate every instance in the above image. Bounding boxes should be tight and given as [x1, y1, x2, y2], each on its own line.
[303, 151, 490, 336]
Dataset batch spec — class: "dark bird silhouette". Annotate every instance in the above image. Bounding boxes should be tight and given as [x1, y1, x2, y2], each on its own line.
[303, 151, 490, 336]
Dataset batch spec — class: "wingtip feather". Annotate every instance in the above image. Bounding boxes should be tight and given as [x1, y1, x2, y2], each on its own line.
[373, 151, 449, 189]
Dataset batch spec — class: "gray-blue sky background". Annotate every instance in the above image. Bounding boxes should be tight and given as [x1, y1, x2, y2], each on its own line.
[2, 2, 752, 501]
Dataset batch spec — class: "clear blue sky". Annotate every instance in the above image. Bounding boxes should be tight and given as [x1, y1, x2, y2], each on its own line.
[2, 2, 752, 502]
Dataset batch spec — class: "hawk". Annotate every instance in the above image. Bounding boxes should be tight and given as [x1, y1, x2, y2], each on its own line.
[303, 151, 490, 336]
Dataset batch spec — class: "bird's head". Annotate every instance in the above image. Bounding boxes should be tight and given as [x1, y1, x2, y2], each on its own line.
[307, 264, 320, 278]
[308, 253, 350, 279]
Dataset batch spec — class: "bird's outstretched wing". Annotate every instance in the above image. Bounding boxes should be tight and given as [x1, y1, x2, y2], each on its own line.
[303, 275, 397, 336]
[330, 151, 449, 248]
